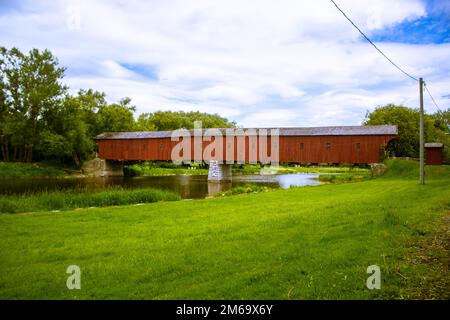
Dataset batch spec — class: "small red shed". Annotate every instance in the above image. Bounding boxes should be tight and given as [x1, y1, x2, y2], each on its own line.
[425, 143, 444, 165]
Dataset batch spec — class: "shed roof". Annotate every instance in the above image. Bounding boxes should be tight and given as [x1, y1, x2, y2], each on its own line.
[425, 142, 444, 148]
[96, 125, 398, 140]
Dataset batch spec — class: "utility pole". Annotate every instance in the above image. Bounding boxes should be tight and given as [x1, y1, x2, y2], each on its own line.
[419, 78, 425, 185]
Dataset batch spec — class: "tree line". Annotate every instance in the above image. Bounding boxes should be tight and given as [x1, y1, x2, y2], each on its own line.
[0, 47, 235, 166]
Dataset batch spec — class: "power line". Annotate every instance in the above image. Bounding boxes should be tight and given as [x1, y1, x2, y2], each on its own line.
[329, 0, 419, 82]
[329, 0, 446, 114]
[424, 82, 443, 112]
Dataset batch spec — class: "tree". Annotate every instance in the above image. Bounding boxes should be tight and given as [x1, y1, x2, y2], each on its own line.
[96, 98, 136, 132]
[0, 47, 9, 160]
[0, 47, 66, 162]
[429, 109, 450, 162]
[71, 89, 107, 138]
[135, 113, 157, 131]
[137, 110, 236, 131]
[39, 95, 94, 166]
[364, 104, 450, 161]
[432, 109, 450, 133]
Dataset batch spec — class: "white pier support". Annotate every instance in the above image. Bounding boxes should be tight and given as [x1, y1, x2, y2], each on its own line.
[207, 160, 232, 181]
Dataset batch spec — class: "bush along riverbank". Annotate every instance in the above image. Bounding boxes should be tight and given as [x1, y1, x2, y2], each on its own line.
[317, 172, 372, 183]
[124, 161, 208, 176]
[213, 184, 273, 197]
[0, 187, 180, 214]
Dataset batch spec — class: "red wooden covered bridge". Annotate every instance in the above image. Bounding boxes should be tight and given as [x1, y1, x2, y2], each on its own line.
[95, 125, 397, 180]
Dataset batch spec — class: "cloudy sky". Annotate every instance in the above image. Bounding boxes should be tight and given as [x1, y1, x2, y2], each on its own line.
[1, 0, 449, 127]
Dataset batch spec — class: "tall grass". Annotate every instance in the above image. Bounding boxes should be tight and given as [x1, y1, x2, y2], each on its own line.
[381, 159, 450, 181]
[213, 183, 272, 197]
[318, 172, 371, 183]
[0, 187, 180, 214]
[0, 162, 65, 178]
[382, 159, 420, 178]
[232, 164, 262, 174]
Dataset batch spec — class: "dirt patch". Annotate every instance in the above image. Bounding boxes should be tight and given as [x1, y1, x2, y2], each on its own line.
[402, 213, 450, 299]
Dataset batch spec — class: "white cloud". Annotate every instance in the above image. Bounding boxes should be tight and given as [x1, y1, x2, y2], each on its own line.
[100, 60, 135, 78]
[0, 0, 448, 127]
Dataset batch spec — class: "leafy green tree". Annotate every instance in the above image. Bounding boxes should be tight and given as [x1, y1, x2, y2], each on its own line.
[96, 98, 136, 132]
[135, 113, 157, 131]
[186, 111, 236, 129]
[39, 95, 95, 166]
[0, 47, 66, 162]
[71, 89, 107, 138]
[138, 110, 236, 131]
[428, 109, 450, 161]
[364, 104, 449, 161]
[432, 109, 450, 133]
[0, 47, 9, 160]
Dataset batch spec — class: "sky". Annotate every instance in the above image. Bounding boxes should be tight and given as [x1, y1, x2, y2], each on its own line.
[0, 0, 449, 127]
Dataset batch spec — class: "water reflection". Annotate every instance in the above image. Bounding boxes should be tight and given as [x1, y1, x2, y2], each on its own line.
[207, 181, 232, 195]
[0, 173, 321, 199]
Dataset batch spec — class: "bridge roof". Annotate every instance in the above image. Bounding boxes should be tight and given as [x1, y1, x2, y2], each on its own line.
[96, 125, 397, 140]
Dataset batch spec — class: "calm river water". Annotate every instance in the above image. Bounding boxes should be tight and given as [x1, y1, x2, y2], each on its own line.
[0, 173, 321, 199]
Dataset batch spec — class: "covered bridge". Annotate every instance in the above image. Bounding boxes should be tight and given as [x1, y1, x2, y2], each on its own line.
[95, 125, 397, 180]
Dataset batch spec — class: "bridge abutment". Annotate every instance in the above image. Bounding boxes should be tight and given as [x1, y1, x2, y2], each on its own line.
[82, 158, 124, 177]
[207, 160, 232, 182]
[104, 160, 124, 177]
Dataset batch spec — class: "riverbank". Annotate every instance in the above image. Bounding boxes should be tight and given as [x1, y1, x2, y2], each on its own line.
[0, 187, 180, 214]
[126, 162, 371, 176]
[0, 160, 448, 299]
[0, 160, 371, 178]
[0, 162, 67, 178]
[125, 161, 208, 176]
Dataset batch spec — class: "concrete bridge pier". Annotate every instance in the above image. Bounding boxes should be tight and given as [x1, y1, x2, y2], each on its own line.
[104, 160, 124, 177]
[207, 160, 232, 182]
[82, 158, 124, 177]
[207, 181, 232, 195]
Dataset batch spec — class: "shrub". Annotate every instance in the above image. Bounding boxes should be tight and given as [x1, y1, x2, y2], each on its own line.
[214, 184, 272, 197]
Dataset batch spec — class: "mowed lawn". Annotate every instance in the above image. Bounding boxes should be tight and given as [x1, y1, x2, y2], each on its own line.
[0, 161, 448, 299]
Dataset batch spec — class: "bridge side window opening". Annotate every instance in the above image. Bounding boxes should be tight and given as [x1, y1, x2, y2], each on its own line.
[356, 143, 361, 150]
[326, 142, 331, 151]
[299, 143, 304, 150]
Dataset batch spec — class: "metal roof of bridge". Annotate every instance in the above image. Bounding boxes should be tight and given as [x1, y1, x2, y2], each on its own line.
[96, 125, 397, 140]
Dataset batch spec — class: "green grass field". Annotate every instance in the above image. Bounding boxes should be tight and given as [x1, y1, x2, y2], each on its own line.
[0, 160, 448, 299]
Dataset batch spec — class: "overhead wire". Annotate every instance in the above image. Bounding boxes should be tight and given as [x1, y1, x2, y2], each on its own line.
[329, 0, 446, 112]
[329, 0, 419, 82]
[424, 82, 443, 112]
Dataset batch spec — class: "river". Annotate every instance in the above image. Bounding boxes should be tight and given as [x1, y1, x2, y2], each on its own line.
[0, 173, 322, 199]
